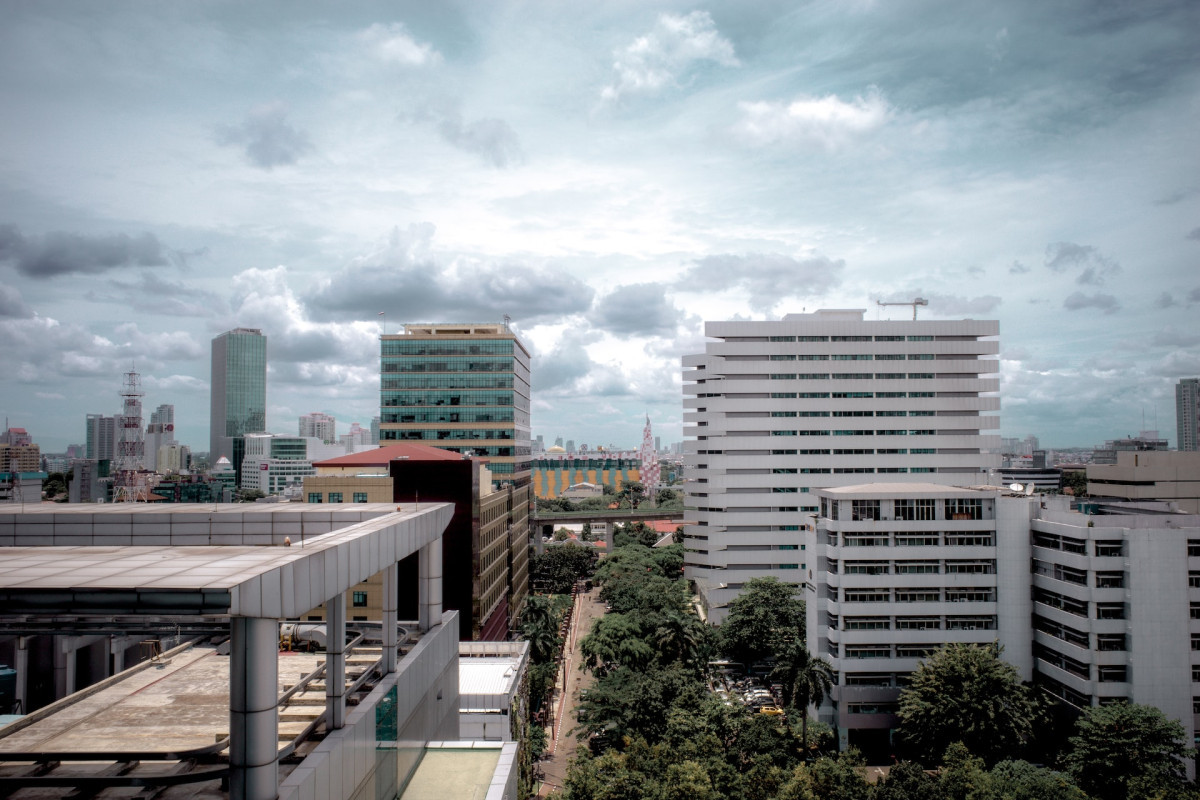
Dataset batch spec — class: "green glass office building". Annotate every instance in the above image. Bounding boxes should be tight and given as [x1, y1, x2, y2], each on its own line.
[210, 327, 267, 465]
[380, 322, 531, 486]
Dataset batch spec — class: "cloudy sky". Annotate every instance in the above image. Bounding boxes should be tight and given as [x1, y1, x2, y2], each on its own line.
[1, 1, 1197, 454]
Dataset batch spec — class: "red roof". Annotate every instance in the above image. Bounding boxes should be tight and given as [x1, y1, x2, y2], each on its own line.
[313, 443, 466, 467]
[647, 520, 683, 534]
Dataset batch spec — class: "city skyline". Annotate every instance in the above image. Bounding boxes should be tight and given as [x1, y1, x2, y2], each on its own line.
[0, 2, 1197, 452]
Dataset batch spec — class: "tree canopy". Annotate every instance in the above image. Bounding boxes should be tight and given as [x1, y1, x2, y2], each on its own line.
[1062, 701, 1195, 800]
[895, 643, 1039, 766]
[718, 577, 806, 667]
[530, 541, 595, 593]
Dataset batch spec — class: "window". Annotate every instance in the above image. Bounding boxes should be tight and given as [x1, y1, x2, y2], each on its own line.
[1097, 666, 1127, 683]
[328, 492, 343, 503]
[895, 591, 940, 603]
[353, 492, 368, 503]
[845, 647, 891, 659]
[894, 535, 939, 546]
[896, 617, 940, 630]
[895, 498, 937, 521]
[945, 533, 994, 546]
[844, 617, 890, 630]
[843, 590, 890, 603]
[896, 562, 939, 574]
[844, 534, 888, 547]
[307, 492, 323, 503]
[845, 562, 890, 575]
[353, 591, 368, 608]
[1095, 540, 1125, 557]
[852, 500, 881, 521]
[1191, 572, 1200, 589]
[1096, 603, 1126, 620]
[1034, 587, 1088, 617]
[1097, 634, 1127, 651]
[946, 616, 997, 631]
[1034, 615, 1089, 648]
[946, 588, 994, 602]
[1190, 540, 1200, 557]
[945, 498, 983, 520]
[945, 560, 995, 574]
[1095, 572, 1125, 589]
[896, 645, 938, 658]
[771, 411, 797, 417]
[845, 674, 893, 686]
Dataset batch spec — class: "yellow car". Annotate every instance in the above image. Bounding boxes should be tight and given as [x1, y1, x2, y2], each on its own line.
[758, 706, 785, 716]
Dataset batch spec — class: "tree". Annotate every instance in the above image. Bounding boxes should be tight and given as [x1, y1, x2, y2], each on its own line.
[873, 760, 945, 800]
[581, 613, 654, 677]
[530, 542, 594, 593]
[988, 759, 1087, 800]
[895, 643, 1039, 766]
[769, 641, 834, 753]
[1062, 702, 1195, 800]
[653, 610, 712, 672]
[718, 577, 805, 667]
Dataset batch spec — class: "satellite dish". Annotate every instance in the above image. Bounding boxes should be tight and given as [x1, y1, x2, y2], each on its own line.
[1026, 484, 1035, 496]
[1009, 483, 1024, 492]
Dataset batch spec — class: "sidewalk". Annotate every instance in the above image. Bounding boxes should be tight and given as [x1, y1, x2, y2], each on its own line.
[537, 586, 605, 796]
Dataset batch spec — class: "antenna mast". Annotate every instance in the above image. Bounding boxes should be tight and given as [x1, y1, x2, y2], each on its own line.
[876, 297, 929, 320]
[113, 368, 148, 503]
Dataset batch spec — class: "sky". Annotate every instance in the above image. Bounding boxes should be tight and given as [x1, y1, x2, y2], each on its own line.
[1, 0, 1198, 454]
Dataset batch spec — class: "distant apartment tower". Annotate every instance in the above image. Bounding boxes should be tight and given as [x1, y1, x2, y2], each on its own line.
[85, 414, 117, 461]
[209, 328, 267, 465]
[682, 309, 1001, 622]
[379, 322, 531, 486]
[145, 404, 176, 472]
[1179, 378, 1200, 451]
[299, 412, 336, 443]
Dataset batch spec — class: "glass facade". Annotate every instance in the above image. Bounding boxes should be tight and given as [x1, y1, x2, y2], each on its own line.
[210, 328, 267, 462]
[379, 325, 531, 486]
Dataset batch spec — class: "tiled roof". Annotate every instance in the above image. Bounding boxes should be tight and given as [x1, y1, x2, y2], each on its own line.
[313, 443, 466, 467]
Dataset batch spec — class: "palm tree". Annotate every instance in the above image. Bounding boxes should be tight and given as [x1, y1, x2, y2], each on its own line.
[653, 610, 710, 671]
[770, 639, 834, 754]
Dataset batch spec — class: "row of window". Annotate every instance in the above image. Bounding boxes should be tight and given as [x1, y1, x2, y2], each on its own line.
[382, 375, 515, 390]
[835, 588, 995, 603]
[765, 353, 940, 361]
[382, 391, 516, 407]
[831, 614, 998, 631]
[767, 391, 937, 399]
[381, 340, 514, 356]
[1032, 531, 1126, 557]
[831, 559, 996, 575]
[769, 410, 938, 417]
[382, 409, 515, 424]
[381, 356, 514, 372]
[388, 429, 514, 441]
[1032, 559, 1125, 588]
[307, 492, 370, 503]
[834, 532, 994, 547]
[766, 429, 941, 436]
[765, 335, 939, 342]
[826, 497, 984, 521]
[768, 373, 941, 380]
[1033, 587, 1126, 619]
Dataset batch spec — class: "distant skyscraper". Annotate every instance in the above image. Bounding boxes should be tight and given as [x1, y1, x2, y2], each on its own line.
[85, 414, 117, 461]
[640, 417, 660, 499]
[370, 416, 381, 445]
[145, 404, 176, 472]
[299, 412, 336, 443]
[565, 440, 575, 453]
[1179, 378, 1199, 451]
[210, 328, 267, 464]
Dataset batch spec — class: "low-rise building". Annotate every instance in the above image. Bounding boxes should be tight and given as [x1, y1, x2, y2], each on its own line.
[1087, 450, 1200, 514]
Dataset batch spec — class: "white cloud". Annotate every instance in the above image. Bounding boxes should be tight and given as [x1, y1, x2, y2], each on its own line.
[601, 11, 738, 101]
[358, 23, 440, 67]
[732, 88, 890, 149]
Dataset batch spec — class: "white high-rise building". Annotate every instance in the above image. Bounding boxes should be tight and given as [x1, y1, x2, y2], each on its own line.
[1178, 378, 1199, 452]
[682, 309, 1000, 622]
[145, 404, 176, 472]
[299, 412, 337, 444]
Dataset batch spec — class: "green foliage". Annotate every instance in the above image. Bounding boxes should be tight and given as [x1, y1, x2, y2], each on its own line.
[895, 644, 1039, 766]
[42, 471, 71, 500]
[611, 521, 660, 548]
[872, 760, 943, 800]
[988, 759, 1087, 800]
[531, 542, 595, 593]
[236, 488, 265, 502]
[718, 577, 806, 667]
[1062, 701, 1195, 800]
[1060, 470, 1088, 496]
[769, 640, 834, 752]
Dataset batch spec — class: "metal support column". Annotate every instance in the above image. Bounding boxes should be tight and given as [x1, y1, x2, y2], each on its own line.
[382, 562, 399, 673]
[14, 637, 27, 713]
[326, 593, 346, 730]
[229, 617, 279, 800]
[418, 540, 442, 632]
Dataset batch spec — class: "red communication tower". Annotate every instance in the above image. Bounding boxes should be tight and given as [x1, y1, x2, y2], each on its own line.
[113, 369, 148, 503]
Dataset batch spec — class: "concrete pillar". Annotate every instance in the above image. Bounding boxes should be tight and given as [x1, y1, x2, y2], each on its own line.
[110, 637, 124, 674]
[15, 637, 28, 714]
[326, 593, 346, 730]
[418, 540, 442, 632]
[229, 617, 279, 800]
[53, 637, 75, 700]
[382, 562, 399, 674]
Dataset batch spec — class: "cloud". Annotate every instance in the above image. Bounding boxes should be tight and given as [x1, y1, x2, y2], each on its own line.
[1191, 288, 1200, 304]
[1152, 326, 1200, 347]
[1063, 291, 1120, 314]
[533, 330, 598, 393]
[305, 224, 594, 325]
[1009, 261, 1030, 274]
[589, 283, 682, 336]
[601, 11, 738, 102]
[406, 102, 523, 168]
[358, 22, 440, 66]
[1043, 241, 1121, 285]
[731, 89, 890, 149]
[681, 253, 844, 312]
[876, 292, 1001, 316]
[1154, 291, 1176, 309]
[0, 285, 32, 318]
[1188, 226, 1200, 241]
[215, 103, 313, 169]
[0, 224, 172, 279]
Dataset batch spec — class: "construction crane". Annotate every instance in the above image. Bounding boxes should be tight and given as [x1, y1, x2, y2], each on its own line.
[876, 297, 929, 320]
